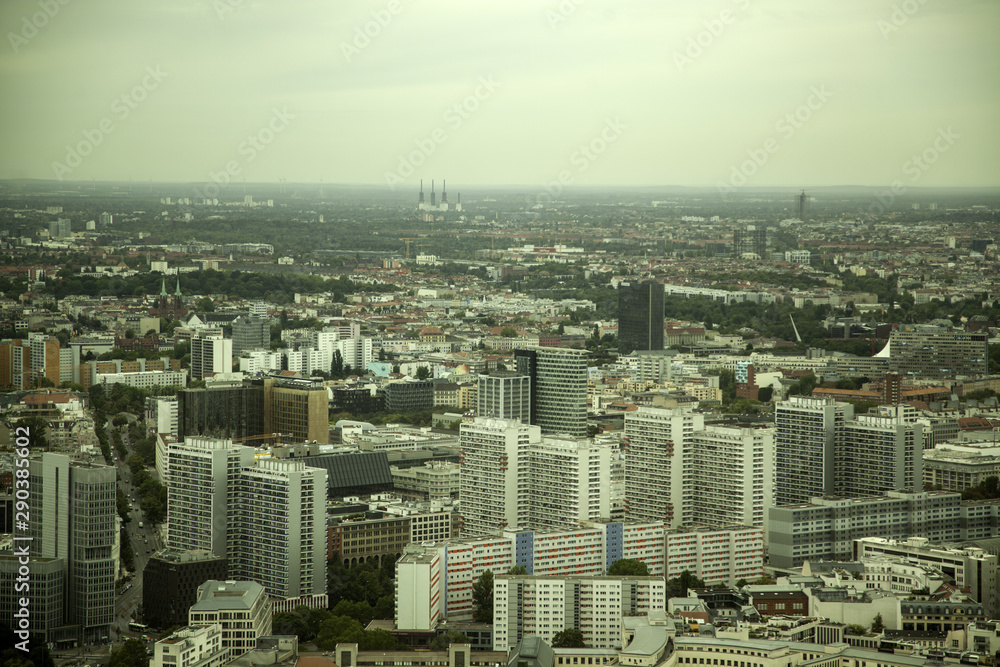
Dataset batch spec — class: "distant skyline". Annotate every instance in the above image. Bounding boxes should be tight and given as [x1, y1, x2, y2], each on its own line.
[1, 0, 998, 189]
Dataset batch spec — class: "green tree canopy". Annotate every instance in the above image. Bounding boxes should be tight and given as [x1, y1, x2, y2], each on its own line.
[472, 569, 494, 623]
[665, 570, 706, 598]
[551, 629, 586, 648]
[430, 631, 470, 651]
[607, 559, 649, 577]
[108, 639, 149, 667]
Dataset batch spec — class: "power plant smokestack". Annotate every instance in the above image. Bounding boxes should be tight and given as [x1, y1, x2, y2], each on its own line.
[431, 180, 436, 207]
[419, 179, 424, 204]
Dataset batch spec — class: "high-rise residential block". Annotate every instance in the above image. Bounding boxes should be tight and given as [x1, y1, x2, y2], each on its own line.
[190, 333, 232, 380]
[624, 407, 704, 527]
[514, 347, 588, 438]
[230, 458, 327, 599]
[525, 436, 612, 530]
[836, 408, 923, 497]
[166, 437, 256, 556]
[459, 417, 540, 536]
[774, 396, 853, 505]
[684, 423, 775, 528]
[617, 280, 664, 355]
[165, 437, 327, 601]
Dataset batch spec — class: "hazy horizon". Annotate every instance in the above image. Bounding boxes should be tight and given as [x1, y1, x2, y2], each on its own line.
[2, 0, 998, 190]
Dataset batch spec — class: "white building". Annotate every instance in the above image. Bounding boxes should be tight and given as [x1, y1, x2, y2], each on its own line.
[152, 624, 228, 667]
[775, 397, 853, 505]
[394, 546, 442, 631]
[95, 369, 187, 390]
[624, 407, 704, 527]
[190, 334, 233, 380]
[459, 417, 540, 537]
[526, 436, 612, 530]
[685, 424, 774, 528]
[188, 581, 272, 655]
[493, 576, 666, 651]
[166, 437, 255, 556]
[664, 526, 765, 584]
[145, 395, 179, 438]
[230, 458, 327, 599]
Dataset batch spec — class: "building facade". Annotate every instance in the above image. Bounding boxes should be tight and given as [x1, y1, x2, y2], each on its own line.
[477, 372, 531, 422]
[618, 281, 665, 356]
[514, 348, 588, 438]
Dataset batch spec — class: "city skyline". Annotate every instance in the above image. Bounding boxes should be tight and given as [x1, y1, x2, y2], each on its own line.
[1, 0, 997, 188]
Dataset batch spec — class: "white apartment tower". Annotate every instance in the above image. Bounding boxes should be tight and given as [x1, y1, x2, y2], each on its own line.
[190, 334, 233, 380]
[166, 437, 255, 557]
[624, 407, 704, 527]
[459, 417, 540, 537]
[685, 424, 775, 528]
[775, 396, 853, 505]
[836, 410, 923, 497]
[493, 576, 666, 651]
[526, 436, 612, 530]
[230, 458, 327, 599]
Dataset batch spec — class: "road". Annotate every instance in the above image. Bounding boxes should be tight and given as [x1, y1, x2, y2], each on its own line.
[107, 418, 163, 629]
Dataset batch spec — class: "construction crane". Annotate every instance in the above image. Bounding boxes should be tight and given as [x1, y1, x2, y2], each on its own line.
[401, 238, 418, 260]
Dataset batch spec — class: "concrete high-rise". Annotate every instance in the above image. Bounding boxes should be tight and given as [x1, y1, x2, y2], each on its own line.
[166, 437, 255, 556]
[775, 396, 853, 505]
[459, 417, 540, 536]
[477, 371, 531, 421]
[885, 324, 989, 380]
[623, 407, 704, 527]
[230, 458, 327, 599]
[190, 333, 233, 380]
[525, 436, 612, 530]
[617, 280, 664, 355]
[166, 436, 327, 601]
[26, 453, 116, 644]
[514, 347, 588, 438]
[836, 409, 923, 497]
[231, 315, 269, 356]
[685, 423, 775, 528]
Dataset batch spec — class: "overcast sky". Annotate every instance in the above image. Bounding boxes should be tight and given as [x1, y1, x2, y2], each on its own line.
[1, 0, 997, 190]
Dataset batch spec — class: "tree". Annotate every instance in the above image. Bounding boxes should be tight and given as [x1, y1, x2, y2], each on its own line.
[607, 559, 649, 577]
[331, 350, 344, 378]
[472, 569, 494, 622]
[500, 326, 518, 338]
[108, 639, 149, 667]
[757, 386, 773, 403]
[871, 613, 884, 633]
[507, 565, 528, 575]
[844, 624, 866, 636]
[195, 297, 215, 312]
[315, 616, 365, 650]
[360, 628, 399, 651]
[665, 570, 705, 598]
[430, 630, 470, 651]
[551, 628, 586, 648]
[415, 366, 431, 380]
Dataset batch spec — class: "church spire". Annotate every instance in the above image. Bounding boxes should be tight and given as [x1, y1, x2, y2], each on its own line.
[160, 278, 167, 296]
[174, 278, 182, 297]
